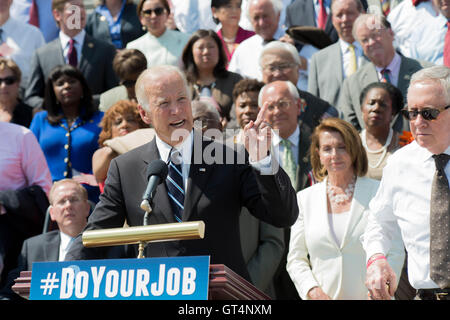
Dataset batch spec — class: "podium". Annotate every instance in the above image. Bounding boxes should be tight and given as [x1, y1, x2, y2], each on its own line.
[12, 264, 270, 300]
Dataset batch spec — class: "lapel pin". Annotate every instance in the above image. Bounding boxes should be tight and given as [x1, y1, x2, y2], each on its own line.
[199, 168, 206, 172]
[88, 42, 94, 48]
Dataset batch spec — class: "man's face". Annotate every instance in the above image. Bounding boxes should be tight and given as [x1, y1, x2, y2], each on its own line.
[332, 0, 361, 43]
[138, 71, 193, 146]
[53, 0, 86, 35]
[49, 183, 89, 236]
[248, 0, 280, 41]
[235, 91, 260, 128]
[262, 81, 301, 139]
[260, 50, 300, 85]
[407, 81, 450, 154]
[437, 0, 450, 18]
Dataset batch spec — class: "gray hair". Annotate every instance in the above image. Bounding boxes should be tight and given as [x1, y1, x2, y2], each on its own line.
[258, 80, 300, 106]
[408, 65, 450, 104]
[352, 13, 391, 42]
[135, 65, 190, 112]
[192, 99, 221, 121]
[247, 0, 283, 19]
[259, 40, 301, 67]
[331, 0, 364, 13]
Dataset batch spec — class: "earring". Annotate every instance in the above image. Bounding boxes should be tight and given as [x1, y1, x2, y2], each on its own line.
[142, 25, 147, 31]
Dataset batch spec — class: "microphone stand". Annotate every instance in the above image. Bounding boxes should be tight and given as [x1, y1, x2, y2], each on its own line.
[138, 194, 153, 259]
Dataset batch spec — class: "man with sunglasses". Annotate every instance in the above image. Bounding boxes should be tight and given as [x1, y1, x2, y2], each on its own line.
[363, 65, 450, 300]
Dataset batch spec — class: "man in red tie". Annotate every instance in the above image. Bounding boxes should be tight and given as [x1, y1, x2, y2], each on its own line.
[438, 0, 450, 67]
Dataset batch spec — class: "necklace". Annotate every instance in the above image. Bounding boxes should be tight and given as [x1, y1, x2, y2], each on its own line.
[361, 129, 393, 169]
[327, 176, 356, 205]
[222, 36, 236, 43]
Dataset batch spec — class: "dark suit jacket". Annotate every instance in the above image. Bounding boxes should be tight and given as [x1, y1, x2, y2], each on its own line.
[24, 33, 119, 109]
[66, 131, 299, 282]
[85, 3, 145, 49]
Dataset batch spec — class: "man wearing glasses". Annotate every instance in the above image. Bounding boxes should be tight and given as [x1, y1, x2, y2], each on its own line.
[363, 65, 450, 300]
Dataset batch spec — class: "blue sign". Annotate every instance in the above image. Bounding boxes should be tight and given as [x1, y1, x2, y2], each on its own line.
[30, 256, 210, 300]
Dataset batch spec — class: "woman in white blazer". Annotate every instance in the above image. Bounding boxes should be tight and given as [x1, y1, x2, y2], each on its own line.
[287, 118, 405, 300]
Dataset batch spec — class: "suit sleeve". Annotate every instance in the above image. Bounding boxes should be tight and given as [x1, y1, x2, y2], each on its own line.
[24, 51, 45, 109]
[307, 54, 320, 97]
[337, 77, 361, 131]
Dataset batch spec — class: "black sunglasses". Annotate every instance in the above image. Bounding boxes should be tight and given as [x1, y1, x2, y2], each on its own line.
[0, 76, 17, 85]
[142, 7, 165, 16]
[120, 79, 136, 88]
[401, 106, 450, 121]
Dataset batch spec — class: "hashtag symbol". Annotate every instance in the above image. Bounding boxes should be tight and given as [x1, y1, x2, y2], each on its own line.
[40, 272, 59, 296]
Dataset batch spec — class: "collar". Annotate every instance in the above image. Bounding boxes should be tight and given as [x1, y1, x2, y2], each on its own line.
[156, 129, 194, 165]
[146, 28, 169, 40]
[59, 231, 73, 251]
[273, 125, 300, 147]
[375, 51, 401, 74]
[59, 29, 86, 48]
[339, 39, 362, 54]
[0, 17, 14, 31]
[413, 141, 450, 163]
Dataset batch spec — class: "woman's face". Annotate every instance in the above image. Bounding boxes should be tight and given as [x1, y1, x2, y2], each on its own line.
[52, 74, 83, 107]
[318, 130, 353, 175]
[0, 67, 20, 104]
[212, 0, 242, 27]
[140, 0, 168, 37]
[110, 112, 141, 138]
[362, 87, 394, 129]
[192, 36, 219, 72]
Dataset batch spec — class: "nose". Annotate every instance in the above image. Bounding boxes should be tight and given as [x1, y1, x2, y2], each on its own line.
[412, 112, 428, 127]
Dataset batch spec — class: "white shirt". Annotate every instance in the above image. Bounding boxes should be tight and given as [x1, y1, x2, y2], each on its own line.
[272, 125, 300, 167]
[363, 141, 450, 289]
[339, 39, 364, 78]
[0, 17, 45, 86]
[59, 232, 74, 261]
[59, 29, 85, 66]
[171, 0, 216, 35]
[328, 211, 350, 247]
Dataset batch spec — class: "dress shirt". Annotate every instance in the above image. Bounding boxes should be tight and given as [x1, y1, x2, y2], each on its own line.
[339, 39, 364, 78]
[388, 0, 445, 65]
[60, 29, 85, 65]
[363, 141, 450, 289]
[375, 52, 401, 86]
[271, 125, 300, 167]
[58, 232, 74, 261]
[171, 0, 217, 35]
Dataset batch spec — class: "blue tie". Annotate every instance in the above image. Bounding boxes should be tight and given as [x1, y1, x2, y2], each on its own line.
[166, 150, 184, 222]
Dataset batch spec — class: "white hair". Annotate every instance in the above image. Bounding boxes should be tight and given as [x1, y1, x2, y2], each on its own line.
[259, 40, 302, 68]
[246, 0, 283, 19]
[258, 80, 300, 106]
[408, 65, 450, 104]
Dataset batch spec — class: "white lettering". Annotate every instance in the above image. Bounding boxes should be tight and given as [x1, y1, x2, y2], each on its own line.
[60, 267, 74, 299]
[120, 270, 134, 297]
[166, 267, 180, 296]
[136, 269, 150, 296]
[91, 266, 105, 298]
[182, 267, 196, 295]
[150, 264, 165, 296]
[74, 271, 89, 298]
[105, 270, 119, 298]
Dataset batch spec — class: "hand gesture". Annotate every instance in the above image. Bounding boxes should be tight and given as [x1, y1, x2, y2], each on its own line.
[243, 102, 272, 162]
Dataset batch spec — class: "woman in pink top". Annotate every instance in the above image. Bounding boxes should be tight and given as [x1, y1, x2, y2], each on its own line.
[211, 0, 255, 63]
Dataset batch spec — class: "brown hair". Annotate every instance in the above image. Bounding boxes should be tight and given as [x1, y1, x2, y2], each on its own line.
[0, 57, 21, 83]
[310, 118, 368, 181]
[136, 0, 170, 16]
[98, 100, 147, 146]
[112, 49, 147, 80]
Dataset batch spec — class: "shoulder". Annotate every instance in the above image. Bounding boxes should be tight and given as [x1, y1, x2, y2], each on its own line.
[297, 181, 324, 201]
[312, 42, 340, 60]
[126, 34, 147, 48]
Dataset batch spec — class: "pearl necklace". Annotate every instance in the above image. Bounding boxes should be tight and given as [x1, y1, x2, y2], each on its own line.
[327, 176, 356, 205]
[361, 129, 393, 169]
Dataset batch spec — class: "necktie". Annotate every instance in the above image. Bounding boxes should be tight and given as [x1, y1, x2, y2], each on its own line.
[380, 68, 391, 83]
[412, 0, 428, 6]
[166, 150, 184, 222]
[430, 153, 450, 289]
[317, 0, 328, 30]
[444, 22, 450, 68]
[347, 44, 357, 76]
[68, 38, 77, 67]
[380, 0, 390, 16]
[29, 0, 39, 27]
[281, 139, 297, 187]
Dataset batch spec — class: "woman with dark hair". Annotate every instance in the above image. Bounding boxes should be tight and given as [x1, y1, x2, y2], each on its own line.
[359, 82, 404, 180]
[30, 65, 103, 203]
[181, 29, 242, 128]
[211, 0, 255, 63]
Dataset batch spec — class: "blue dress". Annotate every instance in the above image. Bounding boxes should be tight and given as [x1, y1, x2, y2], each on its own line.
[30, 110, 104, 203]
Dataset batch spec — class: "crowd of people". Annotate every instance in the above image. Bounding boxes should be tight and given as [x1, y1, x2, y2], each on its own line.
[0, 0, 449, 301]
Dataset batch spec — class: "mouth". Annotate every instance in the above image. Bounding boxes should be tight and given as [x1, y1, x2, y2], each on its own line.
[170, 119, 186, 128]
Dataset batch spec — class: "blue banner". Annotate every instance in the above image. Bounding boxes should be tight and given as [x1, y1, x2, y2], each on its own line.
[30, 256, 210, 300]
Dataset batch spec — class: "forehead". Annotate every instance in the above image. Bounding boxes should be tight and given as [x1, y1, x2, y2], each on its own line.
[237, 91, 259, 101]
[261, 50, 294, 64]
[319, 130, 345, 145]
[332, 0, 357, 12]
[52, 183, 81, 199]
[407, 81, 447, 108]
[0, 67, 14, 77]
[143, 0, 165, 8]
[194, 36, 217, 46]
[146, 72, 187, 99]
[263, 83, 293, 100]
[250, 0, 275, 15]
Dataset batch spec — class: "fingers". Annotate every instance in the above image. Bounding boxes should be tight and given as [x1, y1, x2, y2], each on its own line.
[254, 102, 269, 129]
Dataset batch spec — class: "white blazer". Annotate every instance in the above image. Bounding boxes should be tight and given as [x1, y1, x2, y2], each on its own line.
[287, 177, 405, 300]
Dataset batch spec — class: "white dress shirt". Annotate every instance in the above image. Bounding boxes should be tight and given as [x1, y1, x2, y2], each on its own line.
[59, 29, 85, 66]
[363, 141, 450, 289]
[59, 232, 74, 261]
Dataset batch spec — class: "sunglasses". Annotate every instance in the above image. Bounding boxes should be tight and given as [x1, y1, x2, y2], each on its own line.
[142, 7, 165, 17]
[0, 76, 17, 85]
[401, 106, 450, 121]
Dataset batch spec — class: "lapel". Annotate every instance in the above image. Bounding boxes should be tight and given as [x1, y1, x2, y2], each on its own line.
[44, 231, 61, 261]
[397, 56, 413, 97]
[296, 119, 313, 191]
[331, 43, 343, 84]
[79, 34, 96, 72]
[51, 39, 65, 66]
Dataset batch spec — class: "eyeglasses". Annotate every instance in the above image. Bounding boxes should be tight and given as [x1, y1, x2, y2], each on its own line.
[0, 76, 17, 85]
[142, 7, 165, 17]
[263, 63, 296, 73]
[267, 100, 291, 112]
[401, 106, 450, 121]
[120, 79, 136, 88]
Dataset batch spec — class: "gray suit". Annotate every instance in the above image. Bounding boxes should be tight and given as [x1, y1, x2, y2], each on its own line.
[308, 42, 369, 107]
[24, 33, 119, 109]
[337, 55, 431, 133]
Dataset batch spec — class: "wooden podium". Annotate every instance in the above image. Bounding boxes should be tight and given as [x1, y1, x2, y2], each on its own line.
[12, 264, 271, 300]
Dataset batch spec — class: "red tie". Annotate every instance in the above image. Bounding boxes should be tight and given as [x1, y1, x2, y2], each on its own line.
[29, 0, 39, 27]
[68, 39, 78, 67]
[317, 0, 327, 30]
[444, 22, 450, 68]
[412, 0, 428, 6]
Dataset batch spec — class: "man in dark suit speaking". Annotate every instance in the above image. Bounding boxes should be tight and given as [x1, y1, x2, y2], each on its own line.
[66, 65, 299, 283]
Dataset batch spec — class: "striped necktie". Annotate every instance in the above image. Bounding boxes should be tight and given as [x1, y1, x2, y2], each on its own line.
[380, 0, 390, 16]
[347, 44, 357, 76]
[166, 149, 184, 222]
[380, 68, 391, 83]
[281, 139, 297, 187]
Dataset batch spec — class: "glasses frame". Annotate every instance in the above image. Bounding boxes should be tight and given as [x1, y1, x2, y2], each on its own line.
[401, 106, 450, 121]
[141, 7, 166, 17]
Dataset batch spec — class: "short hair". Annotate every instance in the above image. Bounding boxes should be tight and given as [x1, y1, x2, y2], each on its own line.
[352, 13, 391, 41]
[136, 0, 170, 16]
[408, 65, 450, 105]
[331, 0, 364, 13]
[181, 29, 228, 84]
[258, 80, 299, 106]
[211, 0, 236, 24]
[247, 0, 283, 18]
[44, 65, 96, 125]
[135, 65, 190, 112]
[112, 49, 147, 80]
[359, 82, 404, 115]
[259, 40, 301, 68]
[98, 100, 147, 146]
[49, 179, 88, 205]
[310, 118, 368, 181]
[0, 57, 21, 83]
[232, 78, 265, 102]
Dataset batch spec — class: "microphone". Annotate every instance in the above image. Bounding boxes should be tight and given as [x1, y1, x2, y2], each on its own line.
[140, 159, 168, 215]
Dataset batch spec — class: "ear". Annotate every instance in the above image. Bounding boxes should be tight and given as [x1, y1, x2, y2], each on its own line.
[48, 205, 57, 222]
[211, 7, 218, 19]
[138, 104, 152, 125]
[52, 9, 62, 24]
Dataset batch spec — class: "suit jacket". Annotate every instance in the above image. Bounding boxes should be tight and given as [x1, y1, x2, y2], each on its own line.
[337, 55, 432, 133]
[66, 131, 299, 282]
[24, 33, 119, 109]
[308, 42, 369, 107]
[85, 3, 145, 49]
[287, 177, 405, 299]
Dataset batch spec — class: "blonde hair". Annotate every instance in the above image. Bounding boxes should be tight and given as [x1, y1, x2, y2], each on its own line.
[49, 179, 88, 205]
